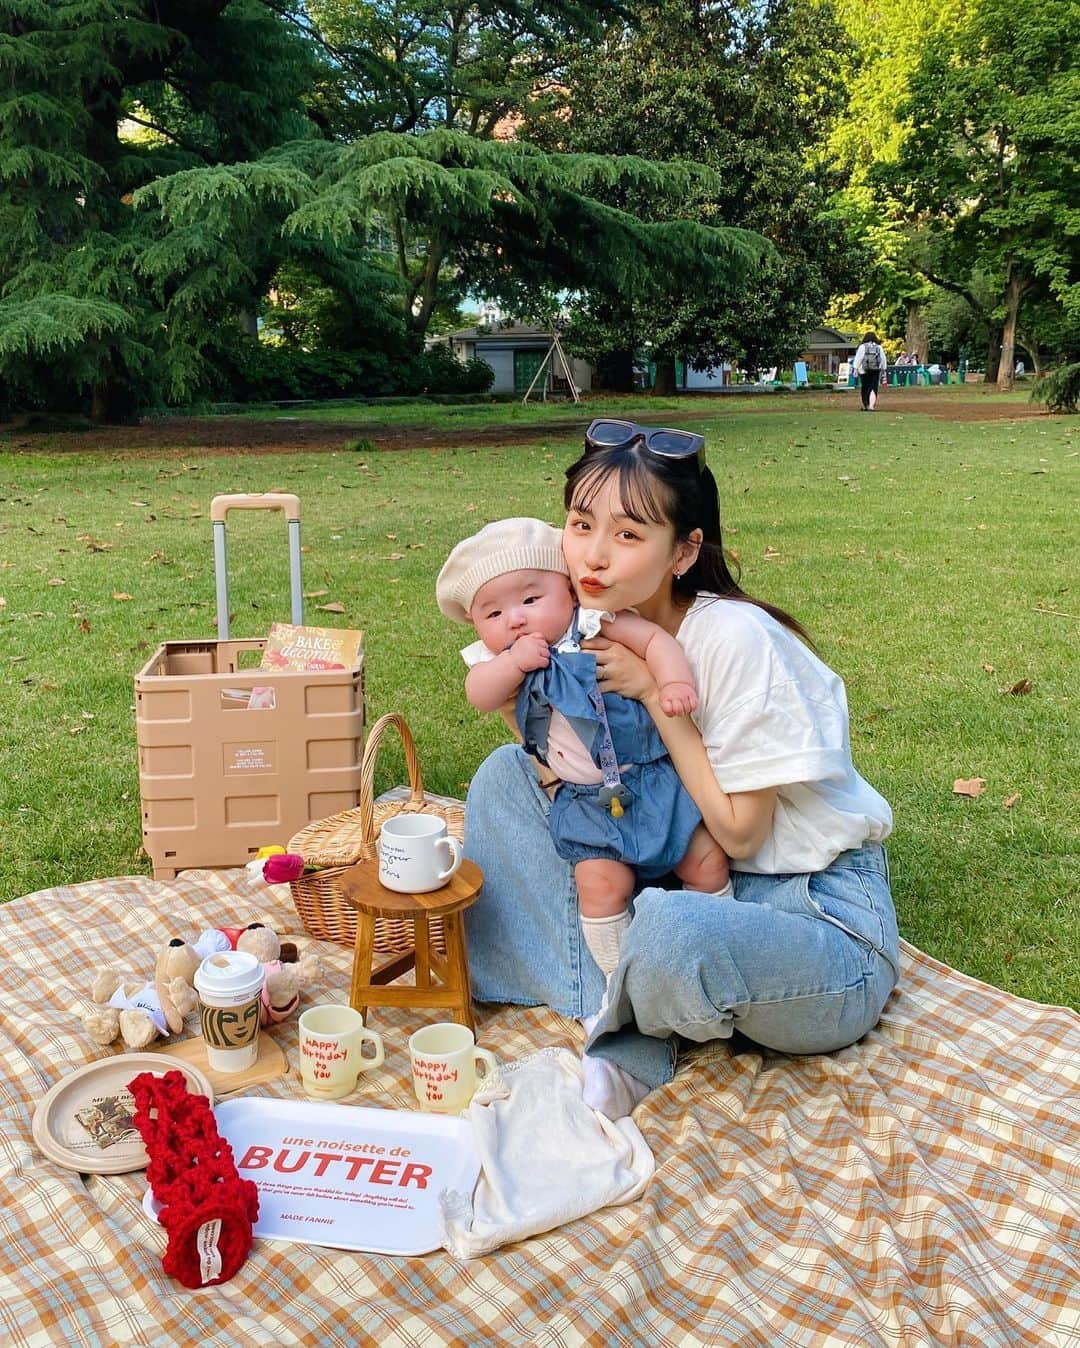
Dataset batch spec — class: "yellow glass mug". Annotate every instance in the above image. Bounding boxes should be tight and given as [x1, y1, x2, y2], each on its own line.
[298, 1005, 385, 1100]
[408, 1022, 497, 1114]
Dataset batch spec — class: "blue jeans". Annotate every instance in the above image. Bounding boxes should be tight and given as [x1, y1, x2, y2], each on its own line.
[464, 746, 900, 1089]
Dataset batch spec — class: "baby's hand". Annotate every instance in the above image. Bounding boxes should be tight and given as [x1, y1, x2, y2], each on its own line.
[658, 680, 698, 717]
[510, 632, 550, 673]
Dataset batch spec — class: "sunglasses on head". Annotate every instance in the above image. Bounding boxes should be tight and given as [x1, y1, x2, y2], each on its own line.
[584, 418, 706, 468]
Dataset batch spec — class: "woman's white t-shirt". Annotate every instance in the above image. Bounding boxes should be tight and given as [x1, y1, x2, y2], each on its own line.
[678, 595, 892, 874]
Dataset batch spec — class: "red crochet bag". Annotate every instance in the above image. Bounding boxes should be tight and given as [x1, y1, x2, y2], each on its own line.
[130, 1070, 259, 1289]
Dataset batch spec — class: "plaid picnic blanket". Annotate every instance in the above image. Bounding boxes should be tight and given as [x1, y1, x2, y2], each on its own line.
[3, 866, 1078, 1347]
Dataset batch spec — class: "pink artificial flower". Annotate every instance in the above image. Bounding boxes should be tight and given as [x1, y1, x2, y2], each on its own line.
[263, 852, 307, 884]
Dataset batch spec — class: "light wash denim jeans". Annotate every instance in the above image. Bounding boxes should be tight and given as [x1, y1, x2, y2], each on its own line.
[464, 745, 900, 1089]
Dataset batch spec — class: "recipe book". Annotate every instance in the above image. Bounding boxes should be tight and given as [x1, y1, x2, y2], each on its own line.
[260, 623, 364, 672]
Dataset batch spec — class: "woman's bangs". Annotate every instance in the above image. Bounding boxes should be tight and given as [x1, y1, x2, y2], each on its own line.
[570, 456, 672, 526]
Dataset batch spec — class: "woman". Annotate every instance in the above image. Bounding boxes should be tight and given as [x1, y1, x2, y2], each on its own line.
[852, 331, 887, 410]
[462, 420, 899, 1118]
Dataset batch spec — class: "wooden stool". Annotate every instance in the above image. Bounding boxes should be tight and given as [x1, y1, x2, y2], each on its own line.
[338, 857, 483, 1032]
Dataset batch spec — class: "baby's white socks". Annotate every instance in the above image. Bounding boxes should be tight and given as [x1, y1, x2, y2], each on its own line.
[580, 911, 630, 978]
[579, 911, 650, 1118]
[580, 1011, 651, 1118]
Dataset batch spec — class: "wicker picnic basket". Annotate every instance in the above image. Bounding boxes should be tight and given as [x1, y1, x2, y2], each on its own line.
[287, 712, 465, 951]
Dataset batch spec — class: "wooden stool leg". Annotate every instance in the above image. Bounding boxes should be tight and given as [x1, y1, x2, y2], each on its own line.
[349, 913, 377, 1022]
[414, 914, 430, 990]
[442, 910, 475, 1032]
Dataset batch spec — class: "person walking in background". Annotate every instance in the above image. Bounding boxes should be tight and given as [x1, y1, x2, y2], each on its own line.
[853, 332, 887, 410]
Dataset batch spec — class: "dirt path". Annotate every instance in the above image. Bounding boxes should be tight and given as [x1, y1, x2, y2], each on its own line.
[1, 388, 1051, 459]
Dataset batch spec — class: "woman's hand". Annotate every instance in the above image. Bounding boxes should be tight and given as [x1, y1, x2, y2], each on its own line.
[582, 636, 657, 705]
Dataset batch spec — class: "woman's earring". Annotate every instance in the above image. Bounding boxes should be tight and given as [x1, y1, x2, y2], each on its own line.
[673, 570, 683, 580]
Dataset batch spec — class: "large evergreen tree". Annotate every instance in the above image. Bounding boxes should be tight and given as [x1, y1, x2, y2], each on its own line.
[139, 130, 769, 347]
[0, 0, 320, 418]
[524, 0, 859, 390]
[1, 0, 768, 414]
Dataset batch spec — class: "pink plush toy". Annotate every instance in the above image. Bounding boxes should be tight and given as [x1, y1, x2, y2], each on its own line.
[233, 923, 322, 1025]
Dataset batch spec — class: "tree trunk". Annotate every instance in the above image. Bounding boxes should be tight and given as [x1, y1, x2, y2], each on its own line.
[997, 269, 1028, 393]
[90, 378, 138, 424]
[651, 352, 677, 396]
[90, 350, 139, 424]
[904, 299, 929, 364]
[593, 348, 636, 393]
[1020, 336, 1043, 377]
[985, 326, 1003, 384]
[403, 238, 445, 341]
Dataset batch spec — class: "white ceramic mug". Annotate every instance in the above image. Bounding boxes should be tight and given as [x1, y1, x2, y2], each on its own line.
[378, 814, 462, 894]
[408, 1022, 497, 1114]
[193, 950, 264, 1073]
[298, 1005, 385, 1100]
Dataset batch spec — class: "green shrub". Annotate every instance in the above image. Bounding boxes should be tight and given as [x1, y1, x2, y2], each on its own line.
[209, 337, 495, 403]
[413, 346, 495, 395]
[214, 339, 404, 401]
[17, 413, 98, 432]
[1031, 362, 1080, 414]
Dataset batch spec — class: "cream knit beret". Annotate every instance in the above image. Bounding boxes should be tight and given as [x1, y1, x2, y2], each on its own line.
[436, 517, 568, 623]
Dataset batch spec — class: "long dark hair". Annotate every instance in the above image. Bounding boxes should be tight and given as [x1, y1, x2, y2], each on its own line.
[564, 442, 813, 645]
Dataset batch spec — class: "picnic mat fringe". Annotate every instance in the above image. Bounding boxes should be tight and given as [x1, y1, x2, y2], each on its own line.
[6, 871, 1080, 1348]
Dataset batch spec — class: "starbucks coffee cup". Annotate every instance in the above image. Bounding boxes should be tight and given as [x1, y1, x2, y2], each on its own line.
[193, 951, 264, 1073]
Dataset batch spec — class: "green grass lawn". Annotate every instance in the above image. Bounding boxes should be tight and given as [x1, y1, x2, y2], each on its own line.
[219, 381, 1033, 429]
[2, 395, 1077, 1009]
[223, 390, 690, 427]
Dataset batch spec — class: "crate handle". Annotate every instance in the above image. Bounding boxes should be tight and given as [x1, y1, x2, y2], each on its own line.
[211, 493, 301, 522]
[212, 494, 304, 637]
[358, 713, 425, 845]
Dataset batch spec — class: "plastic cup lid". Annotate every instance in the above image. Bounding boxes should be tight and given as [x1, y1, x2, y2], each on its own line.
[194, 950, 264, 998]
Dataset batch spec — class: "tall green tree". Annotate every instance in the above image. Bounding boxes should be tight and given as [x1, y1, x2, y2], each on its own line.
[139, 130, 769, 349]
[0, 0, 320, 418]
[525, 0, 859, 391]
[869, 0, 1079, 388]
[294, 0, 628, 138]
[825, 0, 966, 352]
[274, 0, 636, 338]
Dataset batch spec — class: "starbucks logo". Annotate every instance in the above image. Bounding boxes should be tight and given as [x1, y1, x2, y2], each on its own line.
[200, 997, 260, 1049]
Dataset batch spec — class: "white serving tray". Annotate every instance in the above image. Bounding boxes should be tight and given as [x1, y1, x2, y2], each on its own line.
[143, 1097, 478, 1256]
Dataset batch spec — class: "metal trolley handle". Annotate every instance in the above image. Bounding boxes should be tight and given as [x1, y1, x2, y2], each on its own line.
[210, 493, 303, 639]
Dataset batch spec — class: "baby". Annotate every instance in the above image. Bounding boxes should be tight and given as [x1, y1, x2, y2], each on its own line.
[436, 517, 730, 983]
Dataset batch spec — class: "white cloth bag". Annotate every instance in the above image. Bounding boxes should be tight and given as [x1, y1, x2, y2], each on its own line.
[439, 1047, 655, 1258]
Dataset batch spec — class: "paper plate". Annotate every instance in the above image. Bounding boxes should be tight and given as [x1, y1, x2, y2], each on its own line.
[143, 1097, 479, 1256]
[33, 1053, 214, 1175]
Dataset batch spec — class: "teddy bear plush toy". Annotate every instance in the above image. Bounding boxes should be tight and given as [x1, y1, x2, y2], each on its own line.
[83, 938, 202, 1051]
[83, 923, 321, 1051]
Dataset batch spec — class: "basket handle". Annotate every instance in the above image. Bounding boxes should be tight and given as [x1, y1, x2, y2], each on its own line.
[358, 713, 425, 843]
